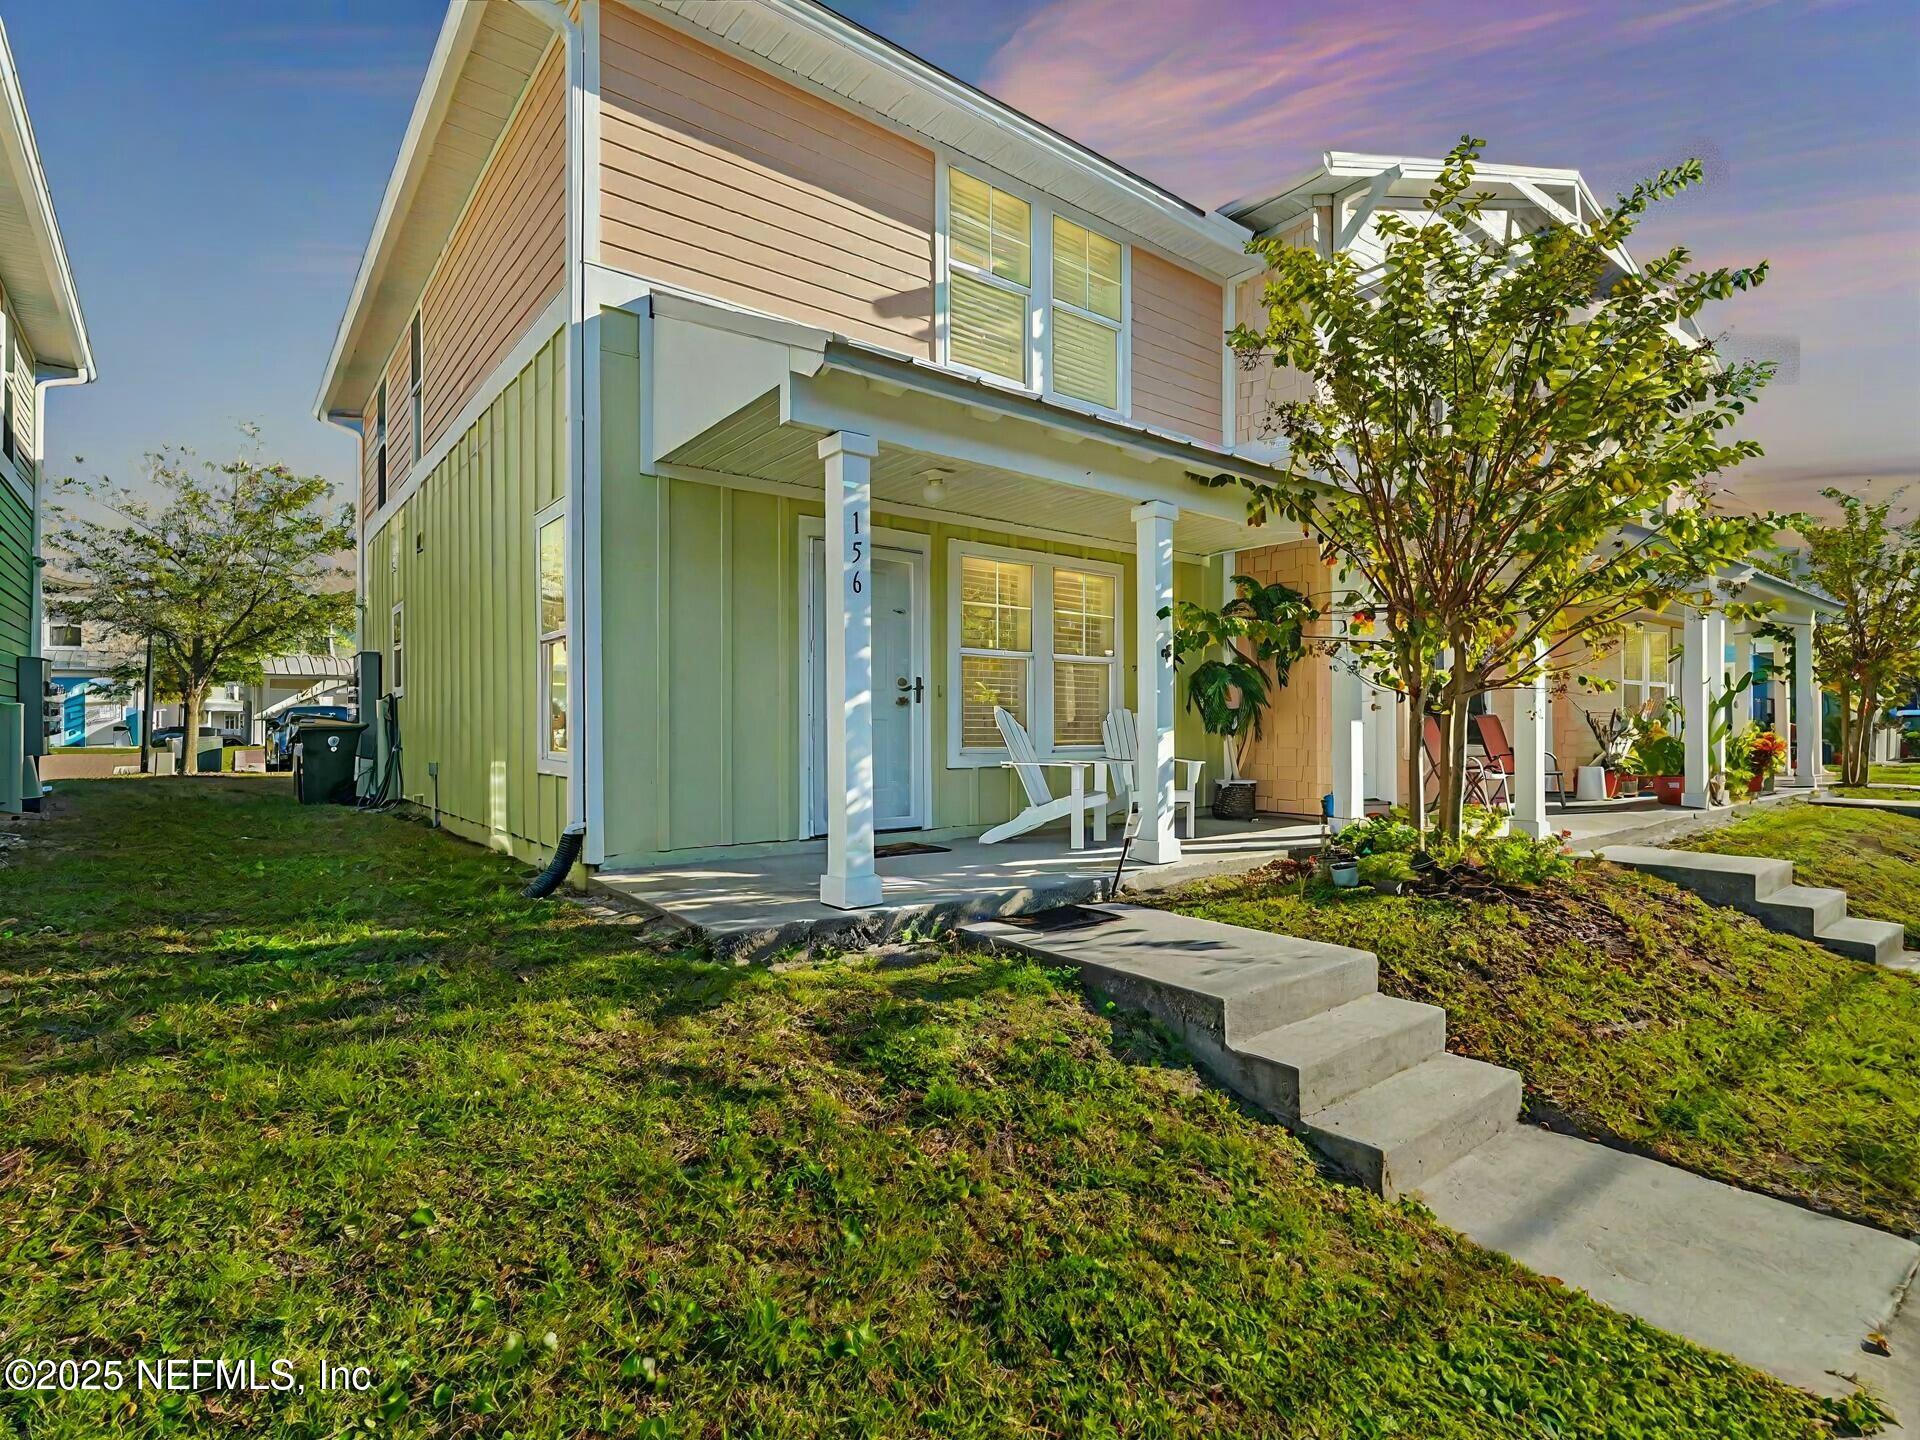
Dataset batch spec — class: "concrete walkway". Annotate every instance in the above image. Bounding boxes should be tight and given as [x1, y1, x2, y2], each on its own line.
[1420, 1127, 1919, 1403]
[1815, 795, 1920, 819]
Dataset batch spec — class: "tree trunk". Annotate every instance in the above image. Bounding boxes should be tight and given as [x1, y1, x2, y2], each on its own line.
[1849, 693, 1875, 786]
[182, 688, 206, 776]
[1404, 679, 1428, 841]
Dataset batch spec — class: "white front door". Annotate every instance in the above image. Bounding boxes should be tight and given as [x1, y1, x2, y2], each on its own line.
[805, 535, 929, 835]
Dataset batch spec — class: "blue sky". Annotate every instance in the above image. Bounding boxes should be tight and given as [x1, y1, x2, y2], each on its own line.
[16, 0, 1919, 516]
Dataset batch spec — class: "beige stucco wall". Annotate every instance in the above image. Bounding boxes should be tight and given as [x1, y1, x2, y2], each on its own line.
[1231, 538, 1335, 817]
[1130, 249, 1223, 444]
[600, 2, 937, 358]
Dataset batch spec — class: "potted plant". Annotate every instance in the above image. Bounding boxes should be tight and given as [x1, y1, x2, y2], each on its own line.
[1327, 844, 1361, 888]
[1581, 709, 1634, 799]
[1168, 576, 1318, 819]
[1357, 850, 1414, 895]
[1730, 727, 1787, 795]
[1625, 727, 1688, 804]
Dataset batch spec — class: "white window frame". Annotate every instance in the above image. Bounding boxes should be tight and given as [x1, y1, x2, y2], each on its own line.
[388, 601, 404, 698]
[534, 497, 569, 774]
[1619, 623, 1673, 714]
[946, 538, 1124, 769]
[408, 311, 424, 466]
[935, 157, 1132, 422]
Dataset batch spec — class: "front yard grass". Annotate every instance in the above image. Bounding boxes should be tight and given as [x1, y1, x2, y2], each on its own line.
[1675, 800, 1920, 946]
[0, 779, 1876, 1438]
[1167, 861, 1920, 1237]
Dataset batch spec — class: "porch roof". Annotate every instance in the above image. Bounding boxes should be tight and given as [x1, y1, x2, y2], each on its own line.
[646, 289, 1313, 560]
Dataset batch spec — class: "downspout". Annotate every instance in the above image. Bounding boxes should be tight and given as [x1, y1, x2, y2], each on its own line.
[514, 0, 591, 884]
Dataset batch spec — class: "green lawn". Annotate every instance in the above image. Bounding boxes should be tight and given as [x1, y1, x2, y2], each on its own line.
[1676, 801, 1920, 946]
[1167, 861, 1920, 1237]
[1869, 763, 1917, 786]
[0, 780, 1876, 1438]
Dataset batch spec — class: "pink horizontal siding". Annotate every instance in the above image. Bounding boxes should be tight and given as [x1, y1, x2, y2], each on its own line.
[1130, 249, 1224, 445]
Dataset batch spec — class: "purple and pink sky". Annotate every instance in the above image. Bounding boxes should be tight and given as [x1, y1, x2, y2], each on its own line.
[14, 0, 1918, 516]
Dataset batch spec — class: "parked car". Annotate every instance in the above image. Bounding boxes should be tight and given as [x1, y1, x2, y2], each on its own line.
[265, 706, 355, 771]
[149, 724, 247, 746]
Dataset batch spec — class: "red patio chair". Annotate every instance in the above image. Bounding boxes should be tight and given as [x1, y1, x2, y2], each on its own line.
[1422, 715, 1507, 809]
[1472, 712, 1566, 804]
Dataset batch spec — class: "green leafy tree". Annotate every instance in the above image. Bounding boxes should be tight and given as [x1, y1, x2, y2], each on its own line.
[1803, 488, 1920, 786]
[49, 448, 354, 774]
[1217, 138, 1784, 839]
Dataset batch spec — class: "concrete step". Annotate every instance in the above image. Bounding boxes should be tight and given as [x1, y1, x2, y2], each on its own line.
[1597, 845, 1794, 905]
[1232, 994, 1447, 1120]
[1754, 884, 1849, 939]
[1816, 916, 1910, 967]
[1301, 1052, 1522, 1199]
[962, 905, 1377, 1072]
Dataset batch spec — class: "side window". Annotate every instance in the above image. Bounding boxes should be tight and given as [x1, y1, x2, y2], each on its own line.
[375, 380, 389, 510]
[1049, 216, 1122, 409]
[957, 553, 1033, 748]
[409, 313, 423, 465]
[1, 315, 14, 464]
[537, 508, 568, 763]
[389, 602, 404, 696]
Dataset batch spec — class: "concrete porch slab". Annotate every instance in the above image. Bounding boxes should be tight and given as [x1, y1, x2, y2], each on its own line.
[591, 815, 1320, 958]
[1419, 1127, 1920, 1401]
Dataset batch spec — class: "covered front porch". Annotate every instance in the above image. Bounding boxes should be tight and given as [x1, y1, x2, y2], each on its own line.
[635, 289, 1308, 909]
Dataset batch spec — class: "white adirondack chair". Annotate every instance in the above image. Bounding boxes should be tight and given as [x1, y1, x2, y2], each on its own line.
[1103, 708, 1204, 838]
[979, 706, 1109, 849]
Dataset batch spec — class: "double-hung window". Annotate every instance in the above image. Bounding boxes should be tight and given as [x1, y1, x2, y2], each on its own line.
[1620, 625, 1671, 715]
[1, 314, 15, 464]
[537, 504, 569, 766]
[952, 544, 1121, 763]
[942, 165, 1127, 412]
[408, 313, 424, 465]
[389, 602, 404, 697]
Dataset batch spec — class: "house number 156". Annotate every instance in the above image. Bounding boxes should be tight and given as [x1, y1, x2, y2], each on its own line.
[849, 508, 865, 595]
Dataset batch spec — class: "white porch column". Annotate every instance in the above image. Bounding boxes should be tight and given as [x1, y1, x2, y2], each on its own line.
[1774, 641, 1794, 775]
[1369, 683, 1399, 811]
[1511, 636, 1551, 837]
[818, 431, 883, 909]
[1705, 609, 1729, 780]
[1788, 614, 1823, 788]
[1681, 607, 1715, 808]
[1132, 501, 1181, 864]
[1730, 627, 1754, 730]
[1330, 641, 1366, 833]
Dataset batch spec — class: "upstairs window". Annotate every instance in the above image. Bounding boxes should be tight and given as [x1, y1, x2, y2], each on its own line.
[1050, 217, 1123, 409]
[941, 167, 1128, 414]
[374, 380, 388, 510]
[409, 313, 424, 465]
[48, 618, 82, 648]
[946, 169, 1030, 385]
[1, 316, 14, 464]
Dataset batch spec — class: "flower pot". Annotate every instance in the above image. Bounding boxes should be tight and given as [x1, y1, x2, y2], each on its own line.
[1372, 876, 1404, 896]
[1605, 769, 1622, 799]
[1649, 774, 1684, 805]
[1212, 778, 1257, 821]
[1330, 861, 1360, 888]
[1746, 773, 1764, 797]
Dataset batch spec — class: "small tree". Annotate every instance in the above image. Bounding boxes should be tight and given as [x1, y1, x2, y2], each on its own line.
[1803, 488, 1920, 786]
[1219, 139, 1785, 839]
[49, 448, 354, 774]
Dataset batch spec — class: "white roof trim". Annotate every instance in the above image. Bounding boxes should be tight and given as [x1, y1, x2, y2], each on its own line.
[0, 19, 92, 377]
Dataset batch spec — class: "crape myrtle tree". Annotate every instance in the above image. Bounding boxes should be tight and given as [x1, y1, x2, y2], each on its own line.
[49, 447, 354, 774]
[1214, 138, 1785, 841]
[1803, 488, 1920, 786]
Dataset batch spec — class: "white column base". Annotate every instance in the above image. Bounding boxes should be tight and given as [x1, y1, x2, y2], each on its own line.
[820, 872, 885, 910]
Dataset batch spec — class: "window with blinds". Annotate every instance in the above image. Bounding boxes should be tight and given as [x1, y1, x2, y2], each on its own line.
[1050, 216, 1122, 409]
[1050, 567, 1116, 746]
[947, 169, 1030, 384]
[958, 554, 1032, 749]
[538, 510, 569, 762]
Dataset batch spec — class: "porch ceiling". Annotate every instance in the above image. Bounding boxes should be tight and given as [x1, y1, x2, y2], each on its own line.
[662, 390, 1280, 558]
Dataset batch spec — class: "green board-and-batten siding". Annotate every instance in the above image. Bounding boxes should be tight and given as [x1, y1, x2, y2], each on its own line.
[596, 307, 1216, 868]
[363, 328, 569, 863]
[0, 480, 32, 705]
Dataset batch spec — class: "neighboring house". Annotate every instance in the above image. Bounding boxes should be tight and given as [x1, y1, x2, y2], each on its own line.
[41, 608, 355, 747]
[315, 1, 1831, 904]
[0, 19, 94, 792]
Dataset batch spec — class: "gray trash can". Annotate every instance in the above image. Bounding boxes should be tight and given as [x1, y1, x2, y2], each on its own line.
[293, 720, 368, 805]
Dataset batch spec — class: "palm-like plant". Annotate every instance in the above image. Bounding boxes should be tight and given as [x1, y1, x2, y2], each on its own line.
[1168, 575, 1318, 784]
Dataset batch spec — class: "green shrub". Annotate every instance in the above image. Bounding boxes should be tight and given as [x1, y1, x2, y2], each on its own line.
[1357, 852, 1415, 889]
[1478, 834, 1575, 887]
[1338, 814, 1420, 856]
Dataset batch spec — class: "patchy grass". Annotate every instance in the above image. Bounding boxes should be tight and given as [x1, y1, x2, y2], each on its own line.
[1869, 763, 1918, 786]
[1676, 801, 1920, 946]
[1167, 863, 1920, 1237]
[0, 780, 1874, 1438]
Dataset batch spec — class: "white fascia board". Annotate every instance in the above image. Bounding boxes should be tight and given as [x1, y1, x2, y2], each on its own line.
[0, 21, 93, 378]
[312, 0, 481, 423]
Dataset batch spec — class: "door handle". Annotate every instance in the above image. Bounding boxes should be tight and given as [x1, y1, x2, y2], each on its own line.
[913, 677, 925, 703]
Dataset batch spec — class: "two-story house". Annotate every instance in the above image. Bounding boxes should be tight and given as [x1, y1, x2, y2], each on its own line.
[315, 0, 1831, 904]
[0, 19, 94, 813]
